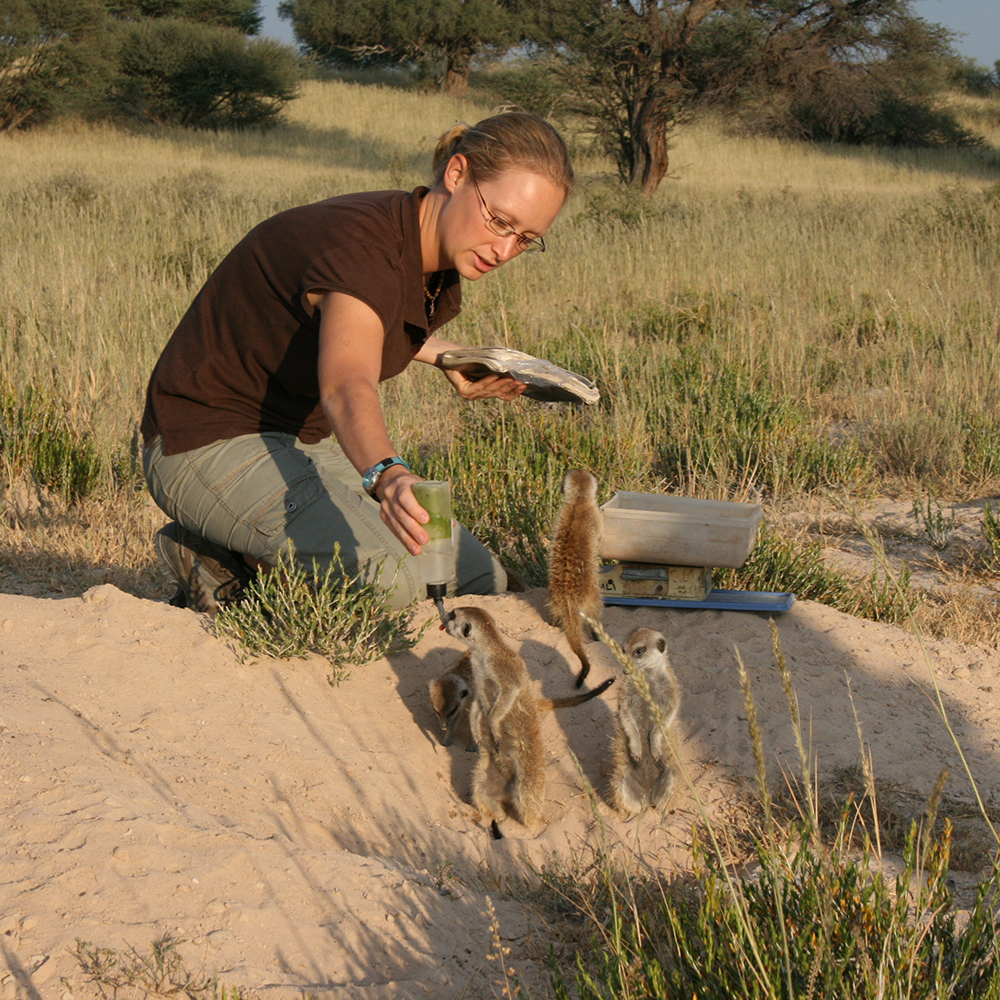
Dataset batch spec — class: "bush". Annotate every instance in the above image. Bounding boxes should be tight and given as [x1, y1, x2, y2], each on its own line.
[213, 547, 421, 683]
[0, 380, 105, 501]
[110, 18, 299, 128]
[0, 0, 115, 130]
[790, 88, 984, 148]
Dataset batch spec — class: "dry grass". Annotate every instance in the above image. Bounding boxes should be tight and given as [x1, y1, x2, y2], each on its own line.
[0, 479, 169, 600]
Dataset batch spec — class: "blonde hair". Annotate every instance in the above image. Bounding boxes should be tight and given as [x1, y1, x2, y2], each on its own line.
[431, 111, 574, 194]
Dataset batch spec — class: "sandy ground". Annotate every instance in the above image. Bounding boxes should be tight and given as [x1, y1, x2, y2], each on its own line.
[3, 573, 1000, 998]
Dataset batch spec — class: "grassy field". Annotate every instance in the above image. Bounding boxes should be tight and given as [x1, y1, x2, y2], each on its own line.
[1, 78, 1000, 612]
[5, 76, 1000, 998]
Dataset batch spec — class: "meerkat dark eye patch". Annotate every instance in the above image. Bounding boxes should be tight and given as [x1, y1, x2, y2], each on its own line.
[634, 646, 646, 657]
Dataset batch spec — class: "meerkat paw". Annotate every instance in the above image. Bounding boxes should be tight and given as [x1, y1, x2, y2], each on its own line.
[611, 775, 646, 820]
[650, 768, 677, 813]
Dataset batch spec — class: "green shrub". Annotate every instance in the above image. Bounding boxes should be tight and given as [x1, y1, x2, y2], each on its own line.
[213, 546, 420, 683]
[647, 350, 873, 497]
[110, 18, 299, 128]
[0, 0, 114, 130]
[791, 88, 985, 148]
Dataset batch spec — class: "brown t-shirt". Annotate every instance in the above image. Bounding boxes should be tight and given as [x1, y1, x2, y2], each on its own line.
[141, 187, 460, 455]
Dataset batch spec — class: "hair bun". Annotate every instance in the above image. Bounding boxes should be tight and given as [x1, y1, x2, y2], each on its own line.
[432, 123, 469, 174]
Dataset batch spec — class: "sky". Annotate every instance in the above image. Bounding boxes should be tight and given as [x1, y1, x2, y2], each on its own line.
[258, 0, 1000, 70]
[911, 0, 1000, 69]
[258, 0, 296, 46]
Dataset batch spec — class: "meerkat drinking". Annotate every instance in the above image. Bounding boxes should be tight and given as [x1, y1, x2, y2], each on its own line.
[442, 606, 547, 837]
[429, 653, 615, 749]
[610, 627, 682, 820]
[548, 468, 604, 688]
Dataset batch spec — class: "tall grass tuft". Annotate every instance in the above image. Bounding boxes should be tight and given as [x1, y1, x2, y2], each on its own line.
[0, 380, 111, 501]
[718, 524, 916, 624]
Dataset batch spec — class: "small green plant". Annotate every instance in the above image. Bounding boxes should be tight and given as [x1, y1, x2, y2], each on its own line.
[69, 933, 256, 999]
[912, 491, 958, 550]
[982, 501, 1000, 572]
[0, 380, 106, 501]
[213, 545, 419, 683]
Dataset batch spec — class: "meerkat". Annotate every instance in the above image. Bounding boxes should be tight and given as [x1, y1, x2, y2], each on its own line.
[610, 627, 682, 820]
[442, 606, 546, 838]
[428, 652, 474, 748]
[548, 468, 604, 688]
[429, 653, 615, 749]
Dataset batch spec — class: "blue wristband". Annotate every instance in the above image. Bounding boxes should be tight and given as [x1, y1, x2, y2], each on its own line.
[362, 456, 410, 501]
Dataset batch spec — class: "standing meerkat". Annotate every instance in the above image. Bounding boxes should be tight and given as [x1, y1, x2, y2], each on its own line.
[611, 627, 682, 820]
[442, 606, 546, 837]
[429, 654, 615, 748]
[548, 468, 604, 688]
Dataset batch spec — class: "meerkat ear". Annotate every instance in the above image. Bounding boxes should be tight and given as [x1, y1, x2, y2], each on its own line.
[656, 637, 666, 653]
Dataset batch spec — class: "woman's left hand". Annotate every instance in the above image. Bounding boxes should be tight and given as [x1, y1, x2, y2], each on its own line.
[443, 368, 527, 401]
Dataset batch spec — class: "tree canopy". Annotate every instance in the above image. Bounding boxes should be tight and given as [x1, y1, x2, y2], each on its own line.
[0, 0, 299, 131]
[279, 0, 534, 93]
[556, 0, 980, 192]
[104, 0, 263, 34]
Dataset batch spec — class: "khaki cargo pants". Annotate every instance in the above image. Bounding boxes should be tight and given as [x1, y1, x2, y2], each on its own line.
[143, 432, 506, 610]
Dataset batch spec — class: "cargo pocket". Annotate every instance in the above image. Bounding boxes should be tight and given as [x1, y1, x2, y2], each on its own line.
[246, 468, 324, 538]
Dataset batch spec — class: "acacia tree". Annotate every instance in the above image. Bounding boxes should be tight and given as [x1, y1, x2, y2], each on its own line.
[279, 0, 530, 93]
[561, 0, 964, 194]
[565, 0, 724, 195]
[714, 0, 961, 141]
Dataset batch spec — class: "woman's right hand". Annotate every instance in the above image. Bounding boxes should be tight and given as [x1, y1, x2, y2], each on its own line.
[375, 468, 431, 556]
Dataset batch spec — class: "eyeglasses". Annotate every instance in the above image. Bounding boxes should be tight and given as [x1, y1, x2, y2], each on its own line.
[471, 176, 546, 255]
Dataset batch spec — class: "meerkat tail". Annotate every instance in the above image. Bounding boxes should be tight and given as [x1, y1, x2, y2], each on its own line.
[538, 675, 614, 710]
[568, 637, 591, 687]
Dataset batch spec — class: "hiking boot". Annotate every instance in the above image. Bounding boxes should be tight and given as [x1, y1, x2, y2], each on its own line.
[502, 563, 529, 593]
[154, 522, 255, 614]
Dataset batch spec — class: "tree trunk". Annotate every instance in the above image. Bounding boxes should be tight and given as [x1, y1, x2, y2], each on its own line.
[629, 93, 671, 195]
[442, 47, 471, 94]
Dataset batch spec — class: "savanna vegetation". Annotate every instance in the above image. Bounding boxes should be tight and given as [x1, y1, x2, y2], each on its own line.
[279, 0, 1000, 192]
[2, 77, 999, 622]
[4, 68, 1000, 998]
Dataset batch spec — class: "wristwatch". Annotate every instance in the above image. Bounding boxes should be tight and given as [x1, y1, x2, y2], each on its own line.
[362, 456, 410, 501]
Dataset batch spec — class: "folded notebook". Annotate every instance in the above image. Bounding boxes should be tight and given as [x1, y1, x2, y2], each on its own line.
[438, 347, 600, 405]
